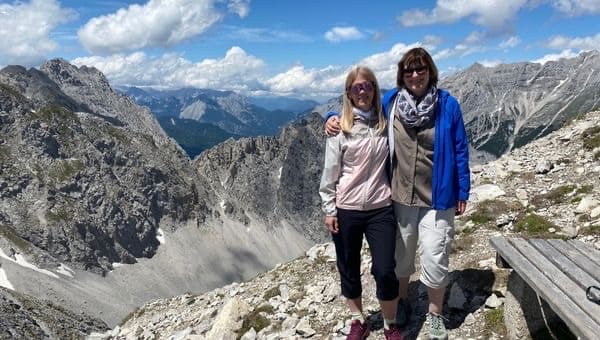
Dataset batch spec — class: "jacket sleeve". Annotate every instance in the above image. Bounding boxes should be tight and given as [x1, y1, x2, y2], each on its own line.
[319, 135, 342, 216]
[324, 111, 339, 122]
[453, 103, 471, 201]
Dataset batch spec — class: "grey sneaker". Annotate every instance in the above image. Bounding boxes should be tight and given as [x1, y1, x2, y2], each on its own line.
[395, 299, 410, 326]
[428, 313, 448, 340]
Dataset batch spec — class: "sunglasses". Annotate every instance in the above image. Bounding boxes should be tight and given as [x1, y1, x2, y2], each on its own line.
[403, 66, 428, 76]
[348, 81, 374, 95]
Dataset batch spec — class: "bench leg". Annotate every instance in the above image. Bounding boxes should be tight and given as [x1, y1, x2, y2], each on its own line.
[504, 271, 564, 339]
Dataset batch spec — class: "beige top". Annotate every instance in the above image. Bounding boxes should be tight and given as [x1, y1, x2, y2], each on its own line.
[319, 116, 391, 216]
[391, 107, 435, 207]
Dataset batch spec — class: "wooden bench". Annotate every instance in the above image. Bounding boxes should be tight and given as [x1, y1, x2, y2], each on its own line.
[490, 236, 600, 340]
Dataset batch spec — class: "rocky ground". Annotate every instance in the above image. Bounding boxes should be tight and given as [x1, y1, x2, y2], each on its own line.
[94, 110, 599, 340]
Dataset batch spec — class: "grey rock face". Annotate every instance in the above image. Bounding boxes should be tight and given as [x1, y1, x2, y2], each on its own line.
[444, 51, 600, 157]
[0, 287, 108, 339]
[0, 60, 212, 274]
[194, 112, 328, 243]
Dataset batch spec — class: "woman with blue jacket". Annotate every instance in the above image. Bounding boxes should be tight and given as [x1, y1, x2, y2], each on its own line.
[326, 47, 470, 340]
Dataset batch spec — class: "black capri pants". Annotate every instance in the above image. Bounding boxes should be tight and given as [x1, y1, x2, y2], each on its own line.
[332, 205, 399, 301]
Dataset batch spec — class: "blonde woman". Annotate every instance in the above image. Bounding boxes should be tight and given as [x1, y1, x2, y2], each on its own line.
[320, 66, 402, 340]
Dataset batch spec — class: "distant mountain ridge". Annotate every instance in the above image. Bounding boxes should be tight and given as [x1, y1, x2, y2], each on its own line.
[443, 50, 600, 157]
[117, 86, 308, 157]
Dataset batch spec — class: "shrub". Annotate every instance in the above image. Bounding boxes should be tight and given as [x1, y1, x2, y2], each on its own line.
[237, 305, 273, 338]
[48, 159, 85, 182]
[575, 185, 593, 195]
[532, 184, 575, 207]
[580, 225, 600, 236]
[46, 208, 69, 223]
[582, 126, 600, 150]
[514, 213, 563, 238]
[468, 200, 521, 227]
[0, 225, 30, 251]
[484, 305, 505, 337]
[263, 286, 281, 300]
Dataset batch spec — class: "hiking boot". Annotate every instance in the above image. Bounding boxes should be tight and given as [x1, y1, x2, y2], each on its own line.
[395, 299, 410, 326]
[384, 324, 404, 340]
[346, 319, 370, 340]
[428, 313, 448, 340]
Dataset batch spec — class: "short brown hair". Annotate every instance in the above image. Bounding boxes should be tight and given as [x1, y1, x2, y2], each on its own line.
[396, 47, 439, 89]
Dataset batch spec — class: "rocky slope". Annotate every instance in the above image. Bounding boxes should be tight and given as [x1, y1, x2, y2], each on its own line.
[0, 287, 108, 339]
[193, 113, 328, 244]
[0, 60, 325, 328]
[0, 60, 209, 274]
[444, 50, 600, 158]
[95, 110, 599, 340]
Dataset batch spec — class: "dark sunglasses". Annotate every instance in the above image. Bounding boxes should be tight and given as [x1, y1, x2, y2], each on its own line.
[348, 81, 374, 95]
[403, 66, 428, 76]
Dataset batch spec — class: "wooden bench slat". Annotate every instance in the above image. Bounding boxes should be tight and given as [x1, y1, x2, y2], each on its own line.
[547, 239, 600, 282]
[567, 239, 600, 268]
[490, 236, 600, 339]
[530, 239, 600, 290]
[510, 238, 600, 324]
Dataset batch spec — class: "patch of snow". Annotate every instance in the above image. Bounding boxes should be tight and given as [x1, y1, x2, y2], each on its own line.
[14, 253, 59, 279]
[112, 262, 124, 268]
[156, 228, 166, 244]
[0, 267, 14, 290]
[278, 167, 282, 179]
[56, 263, 75, 278]
[220, 200, 226, 209]
[170, 118, 176, 126]
[0, 248, 59, 279]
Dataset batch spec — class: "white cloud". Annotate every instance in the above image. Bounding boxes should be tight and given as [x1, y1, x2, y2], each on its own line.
[227, 0, 251, 17]
[78, 0, 249, 54]
[72, 46, 265, 91]
[533, 49, 578, 64]
[423, 35, 444, 46]
[357, 42, 426, 87]
[0, 0, 76, 66]
[430, 31, 487, 62]
[397, 0, 528, 31]
[264, 64, 345, 98]
[546, 33, 600, 50]
[500, 36, 521, 49]
[551, 0, 600, 16]
[324, 26, 365, 43]
[224, 27, 312, 43]
[478, 59, 503, 67]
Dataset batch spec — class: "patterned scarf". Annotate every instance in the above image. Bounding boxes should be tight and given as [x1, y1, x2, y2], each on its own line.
[394, 86, 437, 128]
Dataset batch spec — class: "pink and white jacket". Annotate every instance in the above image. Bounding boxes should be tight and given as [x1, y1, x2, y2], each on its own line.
[319, 116, 392, 216]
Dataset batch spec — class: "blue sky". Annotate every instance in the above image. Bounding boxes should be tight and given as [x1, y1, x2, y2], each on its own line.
[0, 0, 599, 101]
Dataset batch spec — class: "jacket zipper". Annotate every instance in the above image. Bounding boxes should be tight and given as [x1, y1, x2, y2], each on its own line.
[362, 125, 376, 209]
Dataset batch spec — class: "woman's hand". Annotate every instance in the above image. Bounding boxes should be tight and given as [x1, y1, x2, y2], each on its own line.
[324, 216, 339, 233]
[456, 200, 467, 215]
[325, 116, 341, 136]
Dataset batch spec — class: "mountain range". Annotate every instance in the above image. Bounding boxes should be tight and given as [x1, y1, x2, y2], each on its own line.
[0, 52, 599, 337]
[116, 86, 317, 158]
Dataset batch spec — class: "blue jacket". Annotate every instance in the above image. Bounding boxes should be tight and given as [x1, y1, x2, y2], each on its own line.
[326, 88, 470, 209]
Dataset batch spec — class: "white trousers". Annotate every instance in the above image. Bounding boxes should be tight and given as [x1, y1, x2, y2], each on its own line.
[393, 202, 455, 289]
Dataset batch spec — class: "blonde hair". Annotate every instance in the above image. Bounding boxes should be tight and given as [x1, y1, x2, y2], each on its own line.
[340, 66, 385, 134]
